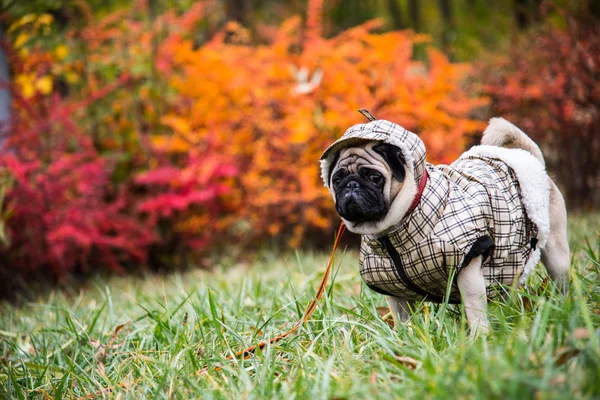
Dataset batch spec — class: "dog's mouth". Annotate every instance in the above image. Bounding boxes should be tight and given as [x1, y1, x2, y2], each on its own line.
[335, 191, 387, 223]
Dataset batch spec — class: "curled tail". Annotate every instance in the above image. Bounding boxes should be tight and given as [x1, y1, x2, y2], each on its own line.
[481, 117, 545, 167]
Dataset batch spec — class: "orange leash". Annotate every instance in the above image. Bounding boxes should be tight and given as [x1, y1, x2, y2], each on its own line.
[207, 222, 346, 371]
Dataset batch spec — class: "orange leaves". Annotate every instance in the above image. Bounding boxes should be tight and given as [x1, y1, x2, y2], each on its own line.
[8, 1, 487, 270]
[156, 10, 486, 248]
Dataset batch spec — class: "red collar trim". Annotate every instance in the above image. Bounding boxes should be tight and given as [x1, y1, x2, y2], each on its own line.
[406, 169, 428, 215]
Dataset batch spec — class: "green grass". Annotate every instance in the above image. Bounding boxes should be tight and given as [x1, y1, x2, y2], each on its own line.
[1, 214, 600, 399]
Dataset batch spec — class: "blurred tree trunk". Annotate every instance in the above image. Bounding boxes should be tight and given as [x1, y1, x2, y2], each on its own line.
[515, 0, 529, 28]
[226, 0, 250, 24]
[387, 0, 404, 29]
[439, 0, 453, 20]
[514, 0, 541, 29]
[438, 0, 454, 58]
[590, 0, 600, 18]
[0, 24, 10, 146]
[408, 0, 420, 32]
[329, 0, 379, 33]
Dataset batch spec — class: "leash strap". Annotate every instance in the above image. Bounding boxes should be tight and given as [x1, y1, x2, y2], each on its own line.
[79, 224, 347, 398]
[208, 222, 346, 371]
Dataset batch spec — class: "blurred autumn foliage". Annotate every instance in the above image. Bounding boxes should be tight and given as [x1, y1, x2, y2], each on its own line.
[161, 4, 486, 248]
[0, 0, 486, 281]
[4, 0, 597, 285]
[478, 10, 600, 209]
[4, 97, 156, 274]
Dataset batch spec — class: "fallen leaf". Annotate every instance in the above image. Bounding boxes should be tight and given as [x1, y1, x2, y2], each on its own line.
[528, 353, 540, 365]
[522, 297, 534, 312]
[550, 374, 566, 385]
[394, 355, 419, 369]
[554, 347, 580, 366]
[250, 326, 264, 336]
[377, 307, 394, 328]
[370, 371, 377, 384]
[571, 328, 591, 340]
[111, 323, 126, 337]
[91, 324, 127, 362]
[96, 361, 106, 377]
[106, 323, 127, 350]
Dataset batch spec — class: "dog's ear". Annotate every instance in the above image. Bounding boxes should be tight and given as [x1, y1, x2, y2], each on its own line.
[373, 143, 406, 182]
[327, 151, 341, 187]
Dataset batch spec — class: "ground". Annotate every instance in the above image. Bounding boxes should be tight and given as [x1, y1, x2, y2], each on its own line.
[1, 214, 599, 399]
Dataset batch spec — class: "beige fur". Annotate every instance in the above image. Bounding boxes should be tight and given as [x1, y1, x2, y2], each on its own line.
[457, 256, 489, 335]
[386, 296, 412, 327]
[481, 117, 545, 166]
[541, 181, 571, 293]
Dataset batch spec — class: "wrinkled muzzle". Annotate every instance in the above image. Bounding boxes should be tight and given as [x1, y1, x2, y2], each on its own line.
[334, 175, 387, 223]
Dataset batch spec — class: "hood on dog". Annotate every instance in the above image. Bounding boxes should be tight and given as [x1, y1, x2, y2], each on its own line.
[320, 119, 426, 189]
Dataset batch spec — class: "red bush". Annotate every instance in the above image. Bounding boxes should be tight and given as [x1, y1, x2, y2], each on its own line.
[478, 12, 600, 209]
[134, 151, 237, 251]
[0, 4, 236, 277]
[2, 92, 155, 275]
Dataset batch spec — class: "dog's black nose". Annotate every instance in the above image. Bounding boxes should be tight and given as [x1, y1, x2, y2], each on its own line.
[346, 181, 360, 191]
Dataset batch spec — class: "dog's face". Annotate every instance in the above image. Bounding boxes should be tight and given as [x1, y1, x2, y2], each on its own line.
[328, 141, 416, 235]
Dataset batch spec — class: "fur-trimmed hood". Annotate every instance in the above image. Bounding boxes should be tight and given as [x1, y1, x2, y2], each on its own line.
[320, 119, 427, 189]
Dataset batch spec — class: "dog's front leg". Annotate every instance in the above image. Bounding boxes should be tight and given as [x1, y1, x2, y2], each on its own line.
[387, 296, 413, 328]
[457, 256, 489, 335]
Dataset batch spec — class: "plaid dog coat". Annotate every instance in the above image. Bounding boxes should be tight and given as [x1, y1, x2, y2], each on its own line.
[320, 119, 551, 303]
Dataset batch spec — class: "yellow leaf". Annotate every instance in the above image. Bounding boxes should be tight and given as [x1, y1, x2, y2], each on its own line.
[8, 14, 36, 33]
[55, 45, 68, 60]
[160, 116, 191, 134]
[35, 76, 53, 95]
[18, 47, 30, 58]
[16, 74, 35, 99]
[14, 33, 29, 48]
[65, 71, 79, 84]
[37, 14, 54, 26]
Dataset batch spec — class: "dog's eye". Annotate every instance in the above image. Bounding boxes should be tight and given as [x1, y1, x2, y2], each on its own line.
[369, 174, 382, 184]
[332, 177, 342, 186]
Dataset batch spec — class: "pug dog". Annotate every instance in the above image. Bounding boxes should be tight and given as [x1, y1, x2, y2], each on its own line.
[320, 113, 570, 333]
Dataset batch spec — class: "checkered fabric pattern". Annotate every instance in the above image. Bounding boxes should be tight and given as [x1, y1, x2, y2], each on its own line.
[360, 156, 538, 303]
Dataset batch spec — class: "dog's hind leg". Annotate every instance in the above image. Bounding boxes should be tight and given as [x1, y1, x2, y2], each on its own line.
[541, 180, 571, 293]
[457, 256, 489, 335]
[387, 296, 414, 327]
